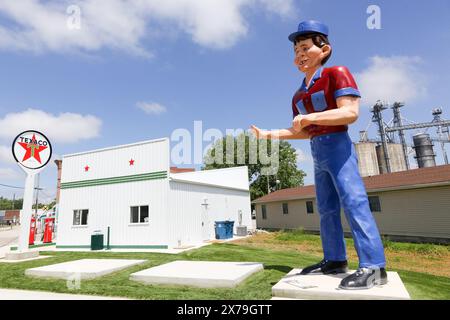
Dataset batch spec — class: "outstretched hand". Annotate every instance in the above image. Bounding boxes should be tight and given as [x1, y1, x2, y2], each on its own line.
[250, 125, 269, 139]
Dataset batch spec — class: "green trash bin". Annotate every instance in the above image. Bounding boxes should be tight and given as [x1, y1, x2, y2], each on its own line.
[91, 231, 104, 251]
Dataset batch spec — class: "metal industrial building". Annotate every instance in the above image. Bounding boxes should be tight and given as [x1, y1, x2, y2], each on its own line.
[356, 102, 450, 177]
[56, 138, 252, 249]
[253, 164, 450, 243]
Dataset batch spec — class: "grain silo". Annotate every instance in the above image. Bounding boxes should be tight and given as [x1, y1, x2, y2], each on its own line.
[413, 133, 436, 168]
[354, 130, 380, 177]
[376, 143, 407, 174]
[355, 142, 380, 177]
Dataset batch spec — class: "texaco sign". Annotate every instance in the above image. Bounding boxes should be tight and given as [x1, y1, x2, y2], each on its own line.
[12, 130, 52, 170]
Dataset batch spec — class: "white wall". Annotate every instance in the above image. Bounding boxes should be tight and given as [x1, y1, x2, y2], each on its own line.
[57, 140, 252, 248]
[168, 181, 252, 247]
[61, 138, 169, 183]
[57, 138, 170, 248]
[170, 166, 249, 191]
[57, 179, 169, 247]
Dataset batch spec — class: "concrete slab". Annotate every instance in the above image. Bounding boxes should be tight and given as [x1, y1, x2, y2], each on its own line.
[205, 235, 252, 244]
[130, 260, 264, 288]
[5, 250, 39, 261]
[0, 255, 52, 263]
[0, 288, 128, 300]
[272, 269, 411, 300]
[270, 297, 305, 300]
[52, 242, 211, 254]
[25, 259, 147, 280]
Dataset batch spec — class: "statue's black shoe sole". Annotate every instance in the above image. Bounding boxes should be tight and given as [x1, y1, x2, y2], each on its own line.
[299, 266, 348, 275]
[323, 267, 349, 275]
[338, 277, 388, 290]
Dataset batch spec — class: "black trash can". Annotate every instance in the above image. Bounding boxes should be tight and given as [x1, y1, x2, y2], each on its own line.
[91, 232, 104, 251]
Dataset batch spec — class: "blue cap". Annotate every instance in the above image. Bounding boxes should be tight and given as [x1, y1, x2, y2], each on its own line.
[288, 20, 329, 42]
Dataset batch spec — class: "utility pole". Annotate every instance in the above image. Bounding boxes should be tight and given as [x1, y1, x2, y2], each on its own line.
[12, 193, 15, 210]
[34, 173, 43, 217]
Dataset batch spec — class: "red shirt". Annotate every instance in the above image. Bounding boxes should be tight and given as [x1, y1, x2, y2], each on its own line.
[292, 66, 361, 139]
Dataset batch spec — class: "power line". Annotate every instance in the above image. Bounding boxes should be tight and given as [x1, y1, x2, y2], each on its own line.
[0, 183, 24, 189]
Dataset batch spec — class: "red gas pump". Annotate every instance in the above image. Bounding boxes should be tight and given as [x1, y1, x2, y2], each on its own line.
[29, 218, 36, 245]
[43, 217, 54, 243]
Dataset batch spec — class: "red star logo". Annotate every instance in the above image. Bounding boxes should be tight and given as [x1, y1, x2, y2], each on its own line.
[129, 159, 135, 166]
[84, 165, 90, 172]
[17, 134, 47, 164]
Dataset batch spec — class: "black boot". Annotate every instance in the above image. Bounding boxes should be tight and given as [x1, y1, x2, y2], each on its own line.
[339, 267, 388, 290]
[299, 259, 348, 275]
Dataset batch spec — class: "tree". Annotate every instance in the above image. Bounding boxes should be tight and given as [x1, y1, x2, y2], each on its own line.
[203, 133, 306, 201]
[0, 197, 56, 211]
[0, 197, 23, 210]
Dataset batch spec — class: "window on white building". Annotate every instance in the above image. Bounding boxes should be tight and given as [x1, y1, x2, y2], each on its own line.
[73, 209, 89, 226]
[130, 205, 149, 224]
[262, 205, 267, 220]
[282, 203, 289, 214]
[368, 196, 381, 212]
[306, 201, 314, 214]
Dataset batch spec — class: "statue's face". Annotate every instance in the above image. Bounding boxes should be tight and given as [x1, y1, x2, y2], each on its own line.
[294, 38, 329, 73]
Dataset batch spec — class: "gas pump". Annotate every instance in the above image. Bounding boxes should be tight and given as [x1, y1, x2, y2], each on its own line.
[43, 217, 54, 243]
[29, 217, 36, 245]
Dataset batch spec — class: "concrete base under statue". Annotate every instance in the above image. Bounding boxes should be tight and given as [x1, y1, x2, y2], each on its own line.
[272, 268, 411, 300]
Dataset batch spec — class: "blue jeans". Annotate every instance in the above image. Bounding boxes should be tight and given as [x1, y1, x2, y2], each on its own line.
[310, 131, 386, 268]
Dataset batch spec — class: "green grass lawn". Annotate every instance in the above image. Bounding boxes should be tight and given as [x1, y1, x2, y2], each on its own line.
[0, 237, 449, 300]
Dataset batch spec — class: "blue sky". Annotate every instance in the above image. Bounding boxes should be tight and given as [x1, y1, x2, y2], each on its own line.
[1, 0, 449, 202]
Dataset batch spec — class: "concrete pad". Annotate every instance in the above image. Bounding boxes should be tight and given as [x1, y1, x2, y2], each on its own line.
[130, 260, 264, 288]
[25, 259, 146, 280]
[5, 251, 39, 261]
[272, 269, 411, 300]
[52, 242, 211, 254]
[205, 235, 252, 244]
[0, 255, 52, 263]
[0, 288, 128, 300]
[270, 297, 305, 300]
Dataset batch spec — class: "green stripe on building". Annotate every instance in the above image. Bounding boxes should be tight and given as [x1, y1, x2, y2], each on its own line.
[29, 243, 56, 249]
[61, 171, 167, 189]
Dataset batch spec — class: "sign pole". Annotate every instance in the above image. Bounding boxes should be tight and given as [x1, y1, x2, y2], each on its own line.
[8, 130, 52, 261]
[18, 171, 36, 252]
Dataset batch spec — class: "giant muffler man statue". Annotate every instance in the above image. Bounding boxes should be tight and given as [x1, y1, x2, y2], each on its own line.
[251, 20, 387, 289]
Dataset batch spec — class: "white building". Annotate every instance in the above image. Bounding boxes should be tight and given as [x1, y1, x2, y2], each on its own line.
[56, 138, 252, 249]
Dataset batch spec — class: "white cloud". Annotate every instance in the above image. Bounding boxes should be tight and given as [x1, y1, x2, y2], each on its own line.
[258, 0, 296, 17]
[0, 145, 15, 164]
[355, 56, 428, 106]
[0, 167, 20, 180]
[0, 0, 296, 55]
[0, 108, 102, 143]
[296, 148, 312, 164]
[136, 101, 167, 115]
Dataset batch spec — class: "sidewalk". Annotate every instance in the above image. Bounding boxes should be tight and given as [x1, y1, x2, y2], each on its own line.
[0, 288, 129, 300]
[0, 226, 19, 258]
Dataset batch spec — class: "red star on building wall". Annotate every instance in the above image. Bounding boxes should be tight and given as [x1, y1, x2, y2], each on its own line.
[17, 134, 47, 164]
[129, 159, 135, 166]
[84, 165, 90, 172]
